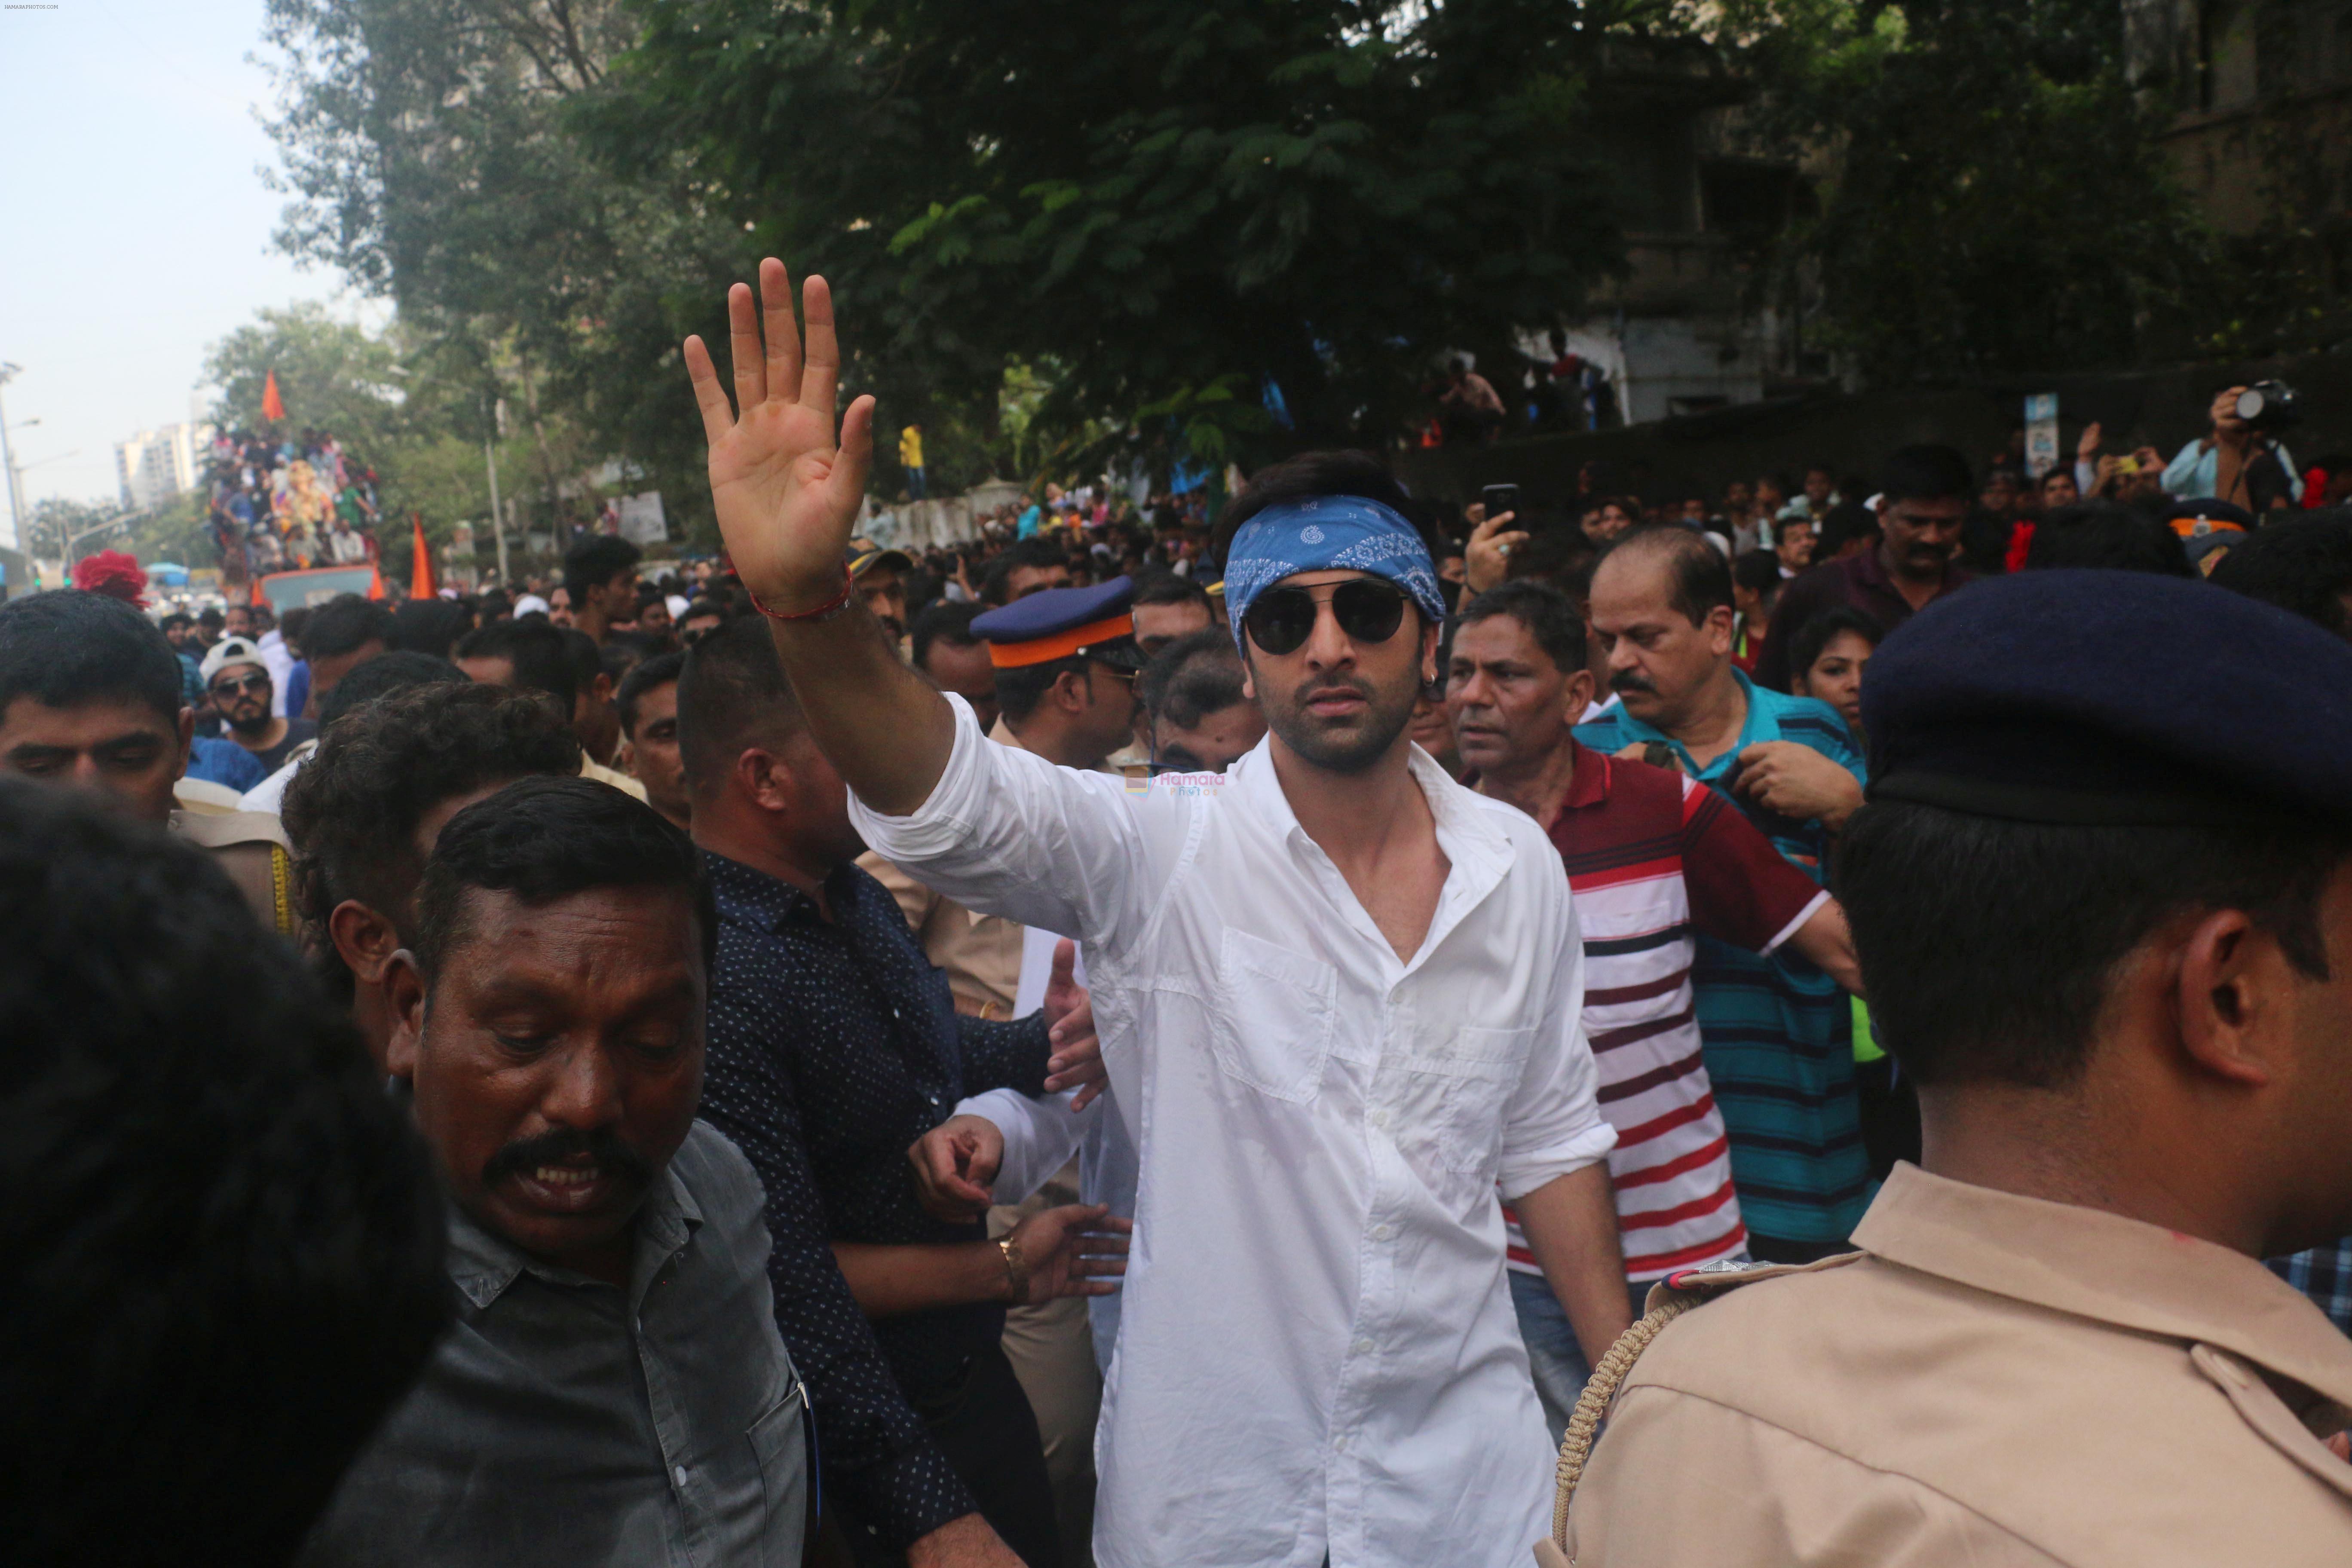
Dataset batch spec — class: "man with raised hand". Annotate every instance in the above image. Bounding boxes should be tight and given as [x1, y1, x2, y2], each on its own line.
[681, 260, 1625, 1568]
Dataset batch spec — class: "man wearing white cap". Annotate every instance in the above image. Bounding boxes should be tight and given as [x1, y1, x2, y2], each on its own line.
[201, 635, 316, 774]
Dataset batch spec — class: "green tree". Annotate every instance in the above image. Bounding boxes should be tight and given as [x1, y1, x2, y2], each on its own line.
[581, 0, 1642, 464]
[260, 0, 745, 539]
[1718, 0, 2212, 382]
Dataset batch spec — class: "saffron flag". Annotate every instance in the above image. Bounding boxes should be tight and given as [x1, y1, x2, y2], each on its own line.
[261, 369, 286, 423]
[410, 513, 437, 599]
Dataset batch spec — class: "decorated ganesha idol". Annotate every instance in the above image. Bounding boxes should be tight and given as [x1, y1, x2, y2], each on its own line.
[276, 459, 334, 535]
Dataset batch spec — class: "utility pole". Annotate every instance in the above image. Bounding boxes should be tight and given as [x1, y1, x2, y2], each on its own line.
[484, 393, 511, 584]
[0, 362, 27, 555]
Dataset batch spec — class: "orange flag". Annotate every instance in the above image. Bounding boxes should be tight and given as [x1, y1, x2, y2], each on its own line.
[366, 563, 386, 600]
[261, 368, 286, 423]
[410, 513, 437, 599]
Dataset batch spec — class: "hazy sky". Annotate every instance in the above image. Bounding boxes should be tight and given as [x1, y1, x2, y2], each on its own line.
[0, 0, 379, 530]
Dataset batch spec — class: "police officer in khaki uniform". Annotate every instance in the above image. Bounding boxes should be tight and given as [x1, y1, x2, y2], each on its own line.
[1550, 569, 2352, 1566]
[864, 578, 1146, 1568]
[0, 591, 296, 937]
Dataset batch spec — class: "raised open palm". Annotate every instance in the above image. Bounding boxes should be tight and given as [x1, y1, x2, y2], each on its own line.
[683, 258, 875, 610]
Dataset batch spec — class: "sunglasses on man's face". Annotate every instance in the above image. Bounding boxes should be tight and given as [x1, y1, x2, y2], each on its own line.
[1241, 579, 1408, 657]
[210, 673, 271, 698]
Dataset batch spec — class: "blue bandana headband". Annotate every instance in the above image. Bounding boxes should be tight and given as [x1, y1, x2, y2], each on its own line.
[1222, 496, 1446, 649]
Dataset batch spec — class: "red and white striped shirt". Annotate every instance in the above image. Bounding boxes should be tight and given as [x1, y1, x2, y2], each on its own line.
[1503, 743, 1826, 1280]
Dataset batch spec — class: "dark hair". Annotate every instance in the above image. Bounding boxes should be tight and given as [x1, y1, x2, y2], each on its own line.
[412, 775, 714, 980]
[1879, 444, 1975, 505]
[2023, 501, 2193, 576]
[1788, 607, 1884, 680]
[0, 779, 446, 1565]
[560, 628, 607, 698]
[910, 599, 985, 672]
[1815, 501, 1881, 558]
[280, 683, 583, 996]
[680, 597, 729, 627]
[279, 606, 314, 654]
[315, 650, 467, 732]
[992, 654, 1090, 723]
[1834, 801, 2349, 1088]
[980, 538, 1073, 606]
[1599, 524, 1735, 625]
[595, 632, 646, 692]
[1731, 548, 1785, 595]
[1131, 568, 1213, 612]
[452, 617, 576, 710]
[160, 612, 193, 631]
[303, 594, 396, 662]
[616, 650, 686, 740]
[1457, 579, 1588, 676]
[1138, 628, 1249, 730]
[561, 534, 643, 601]
[1214, 450, 1447, 572]
[2209, 511, 2352, 638]
[389, 597, 471, 660]
[0, 590, 181, 725]
[676, 616, 806, 799]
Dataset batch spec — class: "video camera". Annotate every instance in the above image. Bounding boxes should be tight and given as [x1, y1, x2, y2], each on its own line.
[2235, 380, 2301, 435]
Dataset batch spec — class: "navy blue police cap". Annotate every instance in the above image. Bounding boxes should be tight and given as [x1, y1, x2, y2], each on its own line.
[1861, 569, 2352, 827]
[969, 576, 1144, 672]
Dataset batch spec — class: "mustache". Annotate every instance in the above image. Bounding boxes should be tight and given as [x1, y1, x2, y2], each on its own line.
[483, 1125, 653, 1189]
[1610, 670, 1658, 695]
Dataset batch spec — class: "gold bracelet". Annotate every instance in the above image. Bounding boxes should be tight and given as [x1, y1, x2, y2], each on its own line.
[997, 1235, 1029, 1303]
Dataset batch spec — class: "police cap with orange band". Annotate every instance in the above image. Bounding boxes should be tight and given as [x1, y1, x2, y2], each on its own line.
[969, 576, 1146, 671]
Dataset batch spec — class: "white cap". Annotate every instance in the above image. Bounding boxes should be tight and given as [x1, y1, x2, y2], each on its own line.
[197, 636, 268, 687]
[513, 593, 550, 616]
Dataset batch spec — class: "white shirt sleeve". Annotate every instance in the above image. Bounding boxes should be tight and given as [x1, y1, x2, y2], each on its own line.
[848, 695, 1178, 954]
[954, 1087, 1097, 1205]
[1496, 877, 1617, 1201]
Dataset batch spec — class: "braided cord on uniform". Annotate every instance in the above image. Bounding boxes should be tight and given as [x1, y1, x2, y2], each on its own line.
[1550, 1298, 1698, 1551]
[270, 843, 295, 936]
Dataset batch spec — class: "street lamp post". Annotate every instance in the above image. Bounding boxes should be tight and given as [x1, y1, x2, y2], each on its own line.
[64, 507, 147, 569]
[484, 393, 511, 584]
[0, 362, 27, 554]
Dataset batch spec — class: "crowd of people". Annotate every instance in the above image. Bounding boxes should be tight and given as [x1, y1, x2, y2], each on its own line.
[9, 262, 2352, 1568]
[204, 426, 385, 583]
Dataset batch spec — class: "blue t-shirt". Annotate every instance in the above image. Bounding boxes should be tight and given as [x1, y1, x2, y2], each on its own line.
[1575, 669, 1873, 1246]
[185, 735, 267, 793]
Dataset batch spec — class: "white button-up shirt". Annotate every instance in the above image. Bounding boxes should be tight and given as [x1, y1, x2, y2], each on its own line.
[853, 698, 1614, 1568]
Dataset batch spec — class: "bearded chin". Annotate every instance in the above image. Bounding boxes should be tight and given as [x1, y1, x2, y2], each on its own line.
[1267, 683, 1418, 775]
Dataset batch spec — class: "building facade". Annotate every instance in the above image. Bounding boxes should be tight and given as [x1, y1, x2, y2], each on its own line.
[114, 421, 212, 513]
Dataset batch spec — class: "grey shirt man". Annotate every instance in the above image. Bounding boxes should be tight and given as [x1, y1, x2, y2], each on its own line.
[302, 1121, 809, 1568]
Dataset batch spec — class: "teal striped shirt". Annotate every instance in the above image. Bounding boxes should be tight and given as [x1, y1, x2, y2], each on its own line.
[1574, 671, 1874, 1245]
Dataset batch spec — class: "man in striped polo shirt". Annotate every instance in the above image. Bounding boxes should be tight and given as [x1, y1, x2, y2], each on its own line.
[1575, 527, 1877, 1267]
[1448, 579, 1863, 1437]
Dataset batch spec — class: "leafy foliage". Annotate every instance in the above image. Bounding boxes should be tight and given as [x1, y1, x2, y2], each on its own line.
[260, 0, 741, 537]
[579, 0, 1635, 466]
[1719, 0, 2213, 381]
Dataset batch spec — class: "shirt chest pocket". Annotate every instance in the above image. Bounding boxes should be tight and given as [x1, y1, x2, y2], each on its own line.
[1398, 1026, 1533, 1174]
[1208, 929, 1339, 1103]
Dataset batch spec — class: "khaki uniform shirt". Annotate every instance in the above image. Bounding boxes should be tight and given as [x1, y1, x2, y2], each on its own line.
[172, 807, 297, 937]
[857, 717, 1055, 1020]
[1564, 1163, 2352, 1567]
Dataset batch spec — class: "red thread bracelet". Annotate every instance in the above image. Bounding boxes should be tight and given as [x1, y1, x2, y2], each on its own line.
[746, 570, 854, 622]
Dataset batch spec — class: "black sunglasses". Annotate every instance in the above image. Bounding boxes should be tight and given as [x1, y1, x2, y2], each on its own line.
[210, 672, 271, 698]
[1241, 579, 1409, 657]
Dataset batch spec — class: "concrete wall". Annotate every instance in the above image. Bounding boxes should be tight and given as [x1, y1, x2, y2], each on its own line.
[1395, 349, 2352, 508]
